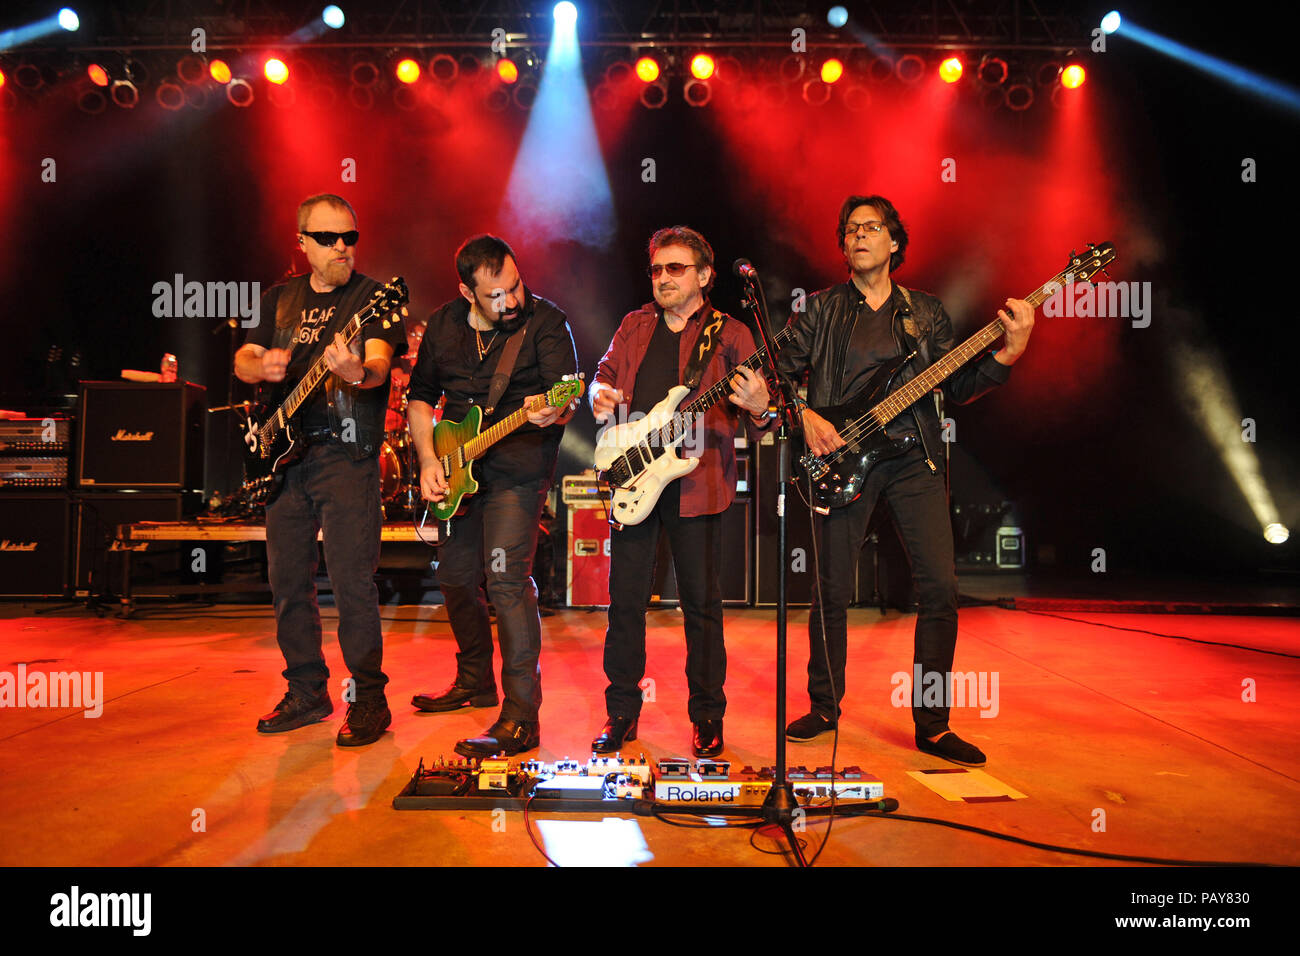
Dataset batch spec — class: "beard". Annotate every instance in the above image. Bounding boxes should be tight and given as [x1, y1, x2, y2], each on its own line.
[323, 258, 353, 286]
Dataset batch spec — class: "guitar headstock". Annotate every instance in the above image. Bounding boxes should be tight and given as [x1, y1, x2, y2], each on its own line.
[370, 276, 410, 316]
[547, 373, 586, 408]
[1065, 242, 1116, 284]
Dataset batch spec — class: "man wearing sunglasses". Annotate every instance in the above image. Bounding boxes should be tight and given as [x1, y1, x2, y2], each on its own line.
[235, 193, 407, 747]
[588, 226, 773, 758]
[776, 194, 1035, 766]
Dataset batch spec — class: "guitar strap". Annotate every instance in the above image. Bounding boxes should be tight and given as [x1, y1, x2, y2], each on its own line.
[681, 308, 728, 390]
[482, 315, 532, 417]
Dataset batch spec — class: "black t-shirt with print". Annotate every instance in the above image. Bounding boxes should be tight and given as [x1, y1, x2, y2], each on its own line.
[245, 273, 407, 430]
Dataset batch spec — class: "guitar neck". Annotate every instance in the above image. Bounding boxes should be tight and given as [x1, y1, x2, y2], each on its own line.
[871, 275, 1060, 425]
[279, 310, 369, 421]
[461, 394, 549, 461]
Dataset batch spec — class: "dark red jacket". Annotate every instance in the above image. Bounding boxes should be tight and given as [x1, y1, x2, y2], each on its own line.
[593, 299, 773, 517]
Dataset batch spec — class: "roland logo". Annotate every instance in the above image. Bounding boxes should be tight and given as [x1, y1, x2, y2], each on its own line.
[111, 429, 154, 442]
[1, 540, 38, 551]
[664, 785, 735, 802]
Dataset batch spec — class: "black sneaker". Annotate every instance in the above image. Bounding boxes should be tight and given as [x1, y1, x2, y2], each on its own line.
[916, 731, 986, 767]
[786, 712, 835, 742]
[337, 699, 392, 747]
[257, 690, 332, 734]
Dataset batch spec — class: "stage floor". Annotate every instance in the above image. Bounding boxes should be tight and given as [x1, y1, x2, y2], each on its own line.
[1, 601, 1297, 867]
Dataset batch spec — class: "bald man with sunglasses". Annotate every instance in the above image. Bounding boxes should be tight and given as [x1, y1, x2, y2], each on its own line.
[236, 193, 407, 748]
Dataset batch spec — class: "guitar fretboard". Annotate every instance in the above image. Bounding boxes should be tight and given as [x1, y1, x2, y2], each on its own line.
[651, 324, 796, 446]
[870, 271, 1064, 427]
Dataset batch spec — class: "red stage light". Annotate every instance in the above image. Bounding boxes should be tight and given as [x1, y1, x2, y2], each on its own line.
[1061, 64, 1086, 89]
[395, 58, 420, 84]
[497, 58, 519, 84]
[0, 69, 5, 89]
[821, 58, 844, 84]
[264, 58, 289, 85]
[690, 54, 715, 80]
[939, 57, 963, 83]
[635, 57, 659, 83]
[87, 64, 109, 87]
[209, 59, 232, 84]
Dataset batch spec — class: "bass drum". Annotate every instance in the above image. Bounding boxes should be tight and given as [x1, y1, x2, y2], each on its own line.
[378, 440, 403, 504]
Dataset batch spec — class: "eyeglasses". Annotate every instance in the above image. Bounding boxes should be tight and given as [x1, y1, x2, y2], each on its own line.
[844, 221, 886, 237]
[301, 230, 359, 247]
[648, 262, 697, 278]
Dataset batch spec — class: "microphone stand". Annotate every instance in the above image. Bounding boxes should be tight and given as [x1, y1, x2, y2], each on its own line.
[728, 261, 898, 865]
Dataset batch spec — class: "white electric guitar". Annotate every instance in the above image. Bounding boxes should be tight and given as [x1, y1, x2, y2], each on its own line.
[593, 326, 792, 525]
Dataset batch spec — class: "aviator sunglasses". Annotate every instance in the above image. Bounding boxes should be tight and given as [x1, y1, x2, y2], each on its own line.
[648, 262, 698, 278]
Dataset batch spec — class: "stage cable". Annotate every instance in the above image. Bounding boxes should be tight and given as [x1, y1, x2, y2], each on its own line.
[1012, 609, 1300, 659]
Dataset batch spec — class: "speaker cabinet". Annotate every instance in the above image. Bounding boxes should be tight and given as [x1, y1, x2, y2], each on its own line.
[651, 496, 751, 606]
[0, 494, 69, 597]
[77, 382, 205, 489]
[73, 493, 190, 595]
[566, 504, 612, 607]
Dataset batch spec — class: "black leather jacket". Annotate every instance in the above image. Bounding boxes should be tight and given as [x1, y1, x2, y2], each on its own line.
[777, 280, 1010, 470]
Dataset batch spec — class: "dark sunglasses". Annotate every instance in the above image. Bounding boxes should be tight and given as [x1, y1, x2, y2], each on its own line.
[301, 229, 359, 247]
[648, 262, 697, 279]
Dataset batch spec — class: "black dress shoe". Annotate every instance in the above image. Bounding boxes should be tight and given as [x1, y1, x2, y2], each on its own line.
[692, 719, 724, 758]
[454, 718, 540, 758]
[256, 690, 332, 734]
[916, 731, 986, 767]
[411, 682, 499, 713]
[591, 716, 638, 754]
[337, 698, 392, 747]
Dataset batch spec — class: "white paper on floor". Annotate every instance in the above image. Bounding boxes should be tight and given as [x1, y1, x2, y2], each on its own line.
[534, 817, 654, 866]
[907, 768, 1027, 802]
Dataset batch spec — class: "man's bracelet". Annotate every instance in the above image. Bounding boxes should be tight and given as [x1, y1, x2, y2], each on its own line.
[347, 369, 366, 387]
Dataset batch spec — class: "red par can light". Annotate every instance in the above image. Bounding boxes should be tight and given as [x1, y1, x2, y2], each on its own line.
[821, 58, 844, 84]
[264, 57, 289, 85]
[209, 59, 232, 84]
[635, 57, 660, 83]
[1061, 64, 1086, 89]
[939, 57, 963, 83]
[87, 63, 109, 87]
[497, 58, 519, 84]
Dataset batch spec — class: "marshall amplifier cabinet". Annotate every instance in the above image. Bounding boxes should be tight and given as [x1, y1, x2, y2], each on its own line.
[77, 382, 205, 490]
[0, 494, 69, 597]
[73, 493, 191, 596]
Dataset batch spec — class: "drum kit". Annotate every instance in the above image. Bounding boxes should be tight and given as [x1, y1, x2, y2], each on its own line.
[379, 319, 426, 519]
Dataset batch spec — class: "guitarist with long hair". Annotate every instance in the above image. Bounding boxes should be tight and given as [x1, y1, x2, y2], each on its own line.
[776, 195, 1035, 766]
[235, 193, 407, 747]
[406, 235, 578, 758]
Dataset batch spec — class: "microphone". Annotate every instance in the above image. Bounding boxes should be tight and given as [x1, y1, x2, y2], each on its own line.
[733, 258, 757, 280]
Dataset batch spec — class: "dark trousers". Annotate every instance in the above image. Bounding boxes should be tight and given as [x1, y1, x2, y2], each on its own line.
[265, 441, 387, 702]
[806, 448, 958, 737]
[435, 479, 547, 723]
[604, 482, 726, 722]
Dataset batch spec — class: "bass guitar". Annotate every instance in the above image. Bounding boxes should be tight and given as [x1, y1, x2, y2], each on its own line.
[239, 276, 409, 505]
[428, 375, 585, 521]
[795, 243, 1115, 512]
[593, 325, 794, 525]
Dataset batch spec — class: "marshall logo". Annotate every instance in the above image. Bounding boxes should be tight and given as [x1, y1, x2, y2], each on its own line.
[1, 540, 38, 551]
[110, 430, 155, 442]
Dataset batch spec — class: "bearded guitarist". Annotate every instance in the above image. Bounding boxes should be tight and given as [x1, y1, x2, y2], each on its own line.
[235, 193, 407, 748]
[406, 235, 578, 758]
[588, 226, 774, 759]
[776, 195, 1035, 767]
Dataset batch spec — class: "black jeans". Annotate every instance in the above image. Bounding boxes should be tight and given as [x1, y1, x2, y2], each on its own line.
[265, 441, 387, 703]
[435, 478, 547, 724]
[805, 447, 958, 737]
[604, 481, 726, 722]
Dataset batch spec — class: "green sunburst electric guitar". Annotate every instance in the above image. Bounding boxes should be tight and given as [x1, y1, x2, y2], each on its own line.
[429, 375, 584, 521]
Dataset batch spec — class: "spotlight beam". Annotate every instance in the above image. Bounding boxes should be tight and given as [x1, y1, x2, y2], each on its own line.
[1117, 20, 1300, 114]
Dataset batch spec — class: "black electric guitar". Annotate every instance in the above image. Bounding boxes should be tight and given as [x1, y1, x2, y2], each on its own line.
[239, 276, 409, 505]
[795, 243, 1115, 512]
